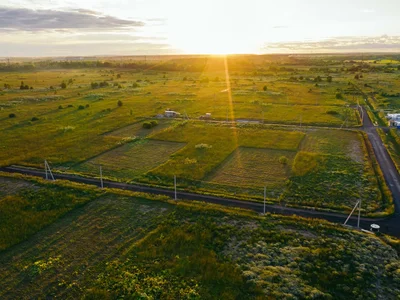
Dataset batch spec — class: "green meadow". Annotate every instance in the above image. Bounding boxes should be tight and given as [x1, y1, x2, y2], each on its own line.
[0, 55, 398, 214]
[0, 174, 399, 299]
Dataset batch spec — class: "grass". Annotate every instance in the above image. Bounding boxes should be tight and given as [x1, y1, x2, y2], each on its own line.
[74, 139, 186, 179]
[147, 122, 304, 181]
[0, 176, 101, 251]
[378, 128, 400, 173]
[206, 147, 295, 188]
[0, 55, 397, 214]
[0, 175, 400, 299]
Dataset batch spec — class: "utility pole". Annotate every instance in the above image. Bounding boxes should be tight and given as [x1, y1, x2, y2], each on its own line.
[44, 160, 55, 181]
[174, 175, 177, 200]
[263, 186, 266, 214]
[357, 197, 362, 228]
[344, 200, 360, 226]
[100, 165, 104, 188]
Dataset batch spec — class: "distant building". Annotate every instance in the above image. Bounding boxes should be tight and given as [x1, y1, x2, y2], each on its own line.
[199, 113, 212, 120]
[164, 110, 181, 118]
[387, 114, 400, 127]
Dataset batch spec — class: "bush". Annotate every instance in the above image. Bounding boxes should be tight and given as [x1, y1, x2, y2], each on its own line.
[335, 93, 343, 99]
[61, 82, 67, 89]
[78, 105, 85, 110]
[117, 100, 123, 107]
[31, 117, 39, 121]
[91, 82, 99, 89]
[142, 122, 152, 129]
[58, 105, 63, 109]
[9, 113, 16, 118]
[142, 120, 158, 129]
[263, 86, 267, 91]
[279, 156, 288, 164]
[326, 110, 339, 115]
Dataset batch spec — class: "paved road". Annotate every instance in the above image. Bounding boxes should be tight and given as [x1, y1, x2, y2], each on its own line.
[358, 105, 400, 234]
[0, 164, 391, 236]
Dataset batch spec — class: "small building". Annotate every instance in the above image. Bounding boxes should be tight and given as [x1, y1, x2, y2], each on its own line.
[386, 113, 400, 127]
[200, 113, 212, 120]
[164, 110, 181, 118]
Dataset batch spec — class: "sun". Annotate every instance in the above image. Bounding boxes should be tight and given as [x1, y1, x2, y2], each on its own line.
[169, 33, 258, 54]
[164, 4, 261, 55]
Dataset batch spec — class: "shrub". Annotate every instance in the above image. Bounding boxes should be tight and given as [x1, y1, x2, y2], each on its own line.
[60, 82, 67, 89]
[326, 110, 339, 115]
[117, 100, 123, 107]
[142, 122, 152, 129]
[335, 93, 343, 99]
[78, 105, 85, 110]
[279, 156, 288, 164]
[132, 82, 139, 88]
[263, 86, 268, 91]
[58, 105, 63, 109]
[9, 113, 16, 118]
[31, 117, 39, 121]
[143, 120, 158, 129]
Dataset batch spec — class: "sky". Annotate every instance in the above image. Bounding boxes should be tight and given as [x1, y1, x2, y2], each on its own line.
[1, 0, 400, 57]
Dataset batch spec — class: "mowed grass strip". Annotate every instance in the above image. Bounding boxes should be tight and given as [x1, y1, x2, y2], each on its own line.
[74, 140, 186, 180]
[207, 147, 295, 187]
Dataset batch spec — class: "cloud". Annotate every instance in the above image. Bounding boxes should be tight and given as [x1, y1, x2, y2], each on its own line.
[0, 41, 177, 57]
[263, 35, 400, 52]
[0, 7, 144, 32]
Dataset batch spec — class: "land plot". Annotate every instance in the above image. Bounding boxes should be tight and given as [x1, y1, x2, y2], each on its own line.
[75, 139, 186, 179]
[207, 147, 295, 188]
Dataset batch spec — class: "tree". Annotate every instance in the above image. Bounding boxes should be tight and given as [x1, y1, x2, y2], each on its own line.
[117, 100, 123, 107]
[61, 82, 67, 89]
[336, 93, 343, 99]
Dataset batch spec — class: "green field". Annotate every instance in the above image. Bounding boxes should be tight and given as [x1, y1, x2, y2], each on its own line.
[75, 139, 186, 179]
[0, 54, 398, 215]
[206, 147, 295, 187]
[0, 174, 399, 299]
